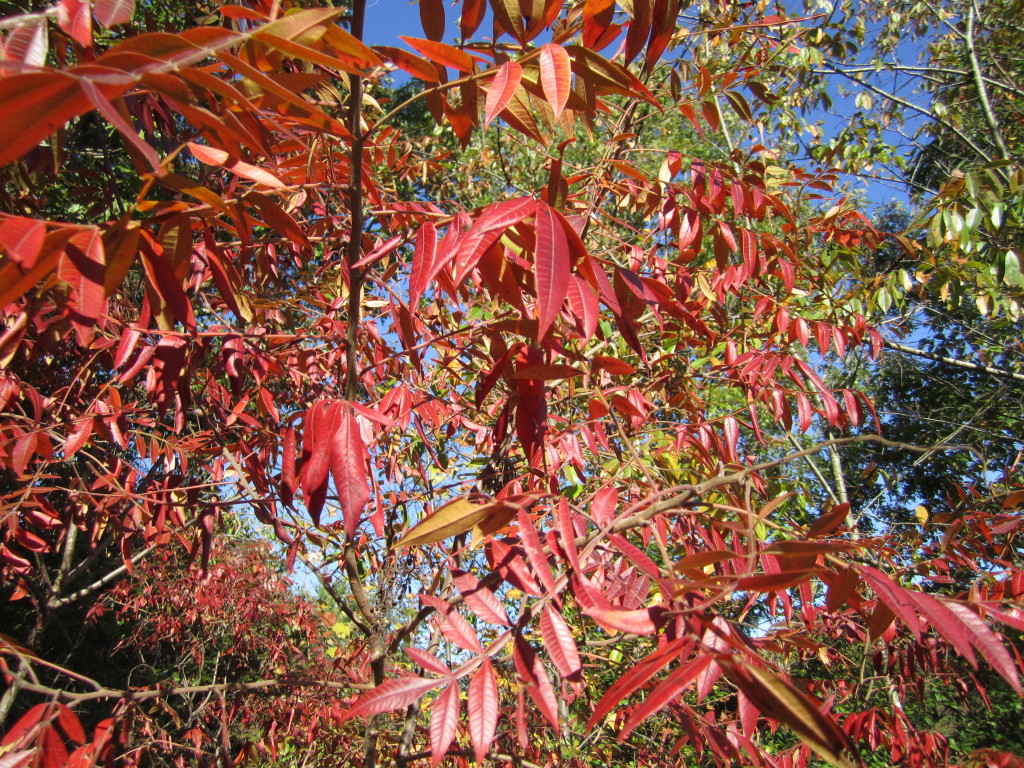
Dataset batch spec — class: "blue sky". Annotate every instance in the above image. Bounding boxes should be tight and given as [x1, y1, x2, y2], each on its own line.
[362, 0, 455, 46]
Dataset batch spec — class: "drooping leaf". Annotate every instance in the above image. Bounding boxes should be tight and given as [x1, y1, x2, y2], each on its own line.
[722, 662, 859, 768]
[0, 73, 117, 168]
[586, 637, 692, 730]
[468, 658, 499, 763]
[534, 202, 571, 341]
[513, 637, 560, 731]
[858, 565, 923, 639]
[460, 0, 487, 38]
[516, 506, 557, 594]
[429, 683, 460, 765]
[56, 0, 92, 48]
[419, 0, 446, 41]
[330, 402, 370, 537]
[484, 61, 523, 128]
[540, 605, 582, 681]
[538, 43, 571, 120]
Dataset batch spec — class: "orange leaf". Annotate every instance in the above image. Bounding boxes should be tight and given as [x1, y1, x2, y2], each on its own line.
[187, 142, 286, 188]
[401, 36, 475, 73]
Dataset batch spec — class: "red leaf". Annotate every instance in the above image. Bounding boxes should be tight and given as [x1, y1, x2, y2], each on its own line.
[455, 197, 536, 284]
[301, 401, 338, 525]
[511, 364, 582, 380]
[592, 355, 635, 375]
[618, 655, 715, 738]
[468, 658, 499, 763]
[1, 703, 50, 746]
[280, 425, 297, 507]
[330, 402, 370, 536]
[460, 0, 486, 38]
[540, 605, 582, 681]
[513, 637, 560, 731]
[806, 502, 851, 538]
[534, 202, 571, 341]
[906, 591, 978, 668]
[436, 606, 485, 654]
[410, 220, 443, 305]
[796, 391, 813, 432]
[58, 229, 106, 345]
[430, 684, 460, 764]
[517, 507, 557, 594]
[538, 43, 571, 120]
[0, 73, 111, 168]
[484, 61, 523, 128]
[566, 274, 599, 340]
[556, 496, 580, 572]
[591, 485, 617, 528]
[5, 18, 47, 66]
[406, 647, 452, 677]
[722, 416, 739, 462]
[374, 45, 441, 82]
[582, 603, 659, 635]
[586, 637, 691, 729]
[56, 705, 86, 744]
[0, 217, 46, 269]
[858, 565, 922, 639]
[419, 0, 445, 41]
[945, 601, 1022, 695]
[63, 418, 93, 459]
[348, 677, 442, 719]
[94, 0, 134, 27]
[454, 570, 511, 626]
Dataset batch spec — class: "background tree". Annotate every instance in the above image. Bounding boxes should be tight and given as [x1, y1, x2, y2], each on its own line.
[1, 1, 1022, 768]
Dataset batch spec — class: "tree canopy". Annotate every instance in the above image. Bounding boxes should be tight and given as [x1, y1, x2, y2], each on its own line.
[0, 1, 1021, 767]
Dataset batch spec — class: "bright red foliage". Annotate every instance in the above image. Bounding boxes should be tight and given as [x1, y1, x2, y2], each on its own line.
[1, 1, 1022, 767]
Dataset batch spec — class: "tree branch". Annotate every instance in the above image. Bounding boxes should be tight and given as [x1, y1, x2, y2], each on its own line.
[885, 339, 1024, 382]
[964, 5, 1010, 160]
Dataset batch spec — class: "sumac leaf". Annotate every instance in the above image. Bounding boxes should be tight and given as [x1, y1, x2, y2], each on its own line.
[540, 605, 582, 681]
[534, 202, 570, 341]
[484, 61, 523, 127]
[430, 684, 460, 764]
[468, 658, 499, 763]
[348, 677, 442, 719]
[538, 43, 571, 120]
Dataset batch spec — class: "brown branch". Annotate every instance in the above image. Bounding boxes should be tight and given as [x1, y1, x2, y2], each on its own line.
[5, 675, 368, 708]
[885, 339, 1024, 383]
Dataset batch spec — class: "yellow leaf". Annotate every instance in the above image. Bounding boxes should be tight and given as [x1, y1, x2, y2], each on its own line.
[398, 496, 518, 548]
[915, 504, 929, 526]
